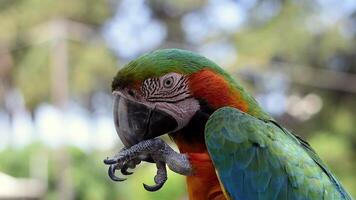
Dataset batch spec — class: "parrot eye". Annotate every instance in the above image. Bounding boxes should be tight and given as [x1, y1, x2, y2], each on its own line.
[163, 77, 174, 88]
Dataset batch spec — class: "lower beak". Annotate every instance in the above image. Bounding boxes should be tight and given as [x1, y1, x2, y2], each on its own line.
[113, 94, 178, 147]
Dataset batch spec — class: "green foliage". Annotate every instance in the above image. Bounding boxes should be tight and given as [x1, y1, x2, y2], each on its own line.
[310, 133, 356, 198]
[0, 0, 115, 109]
[15, 44, 51, 108]
[69, 44, 117, 95]
[0, 0, 111, 30]
[234, 1, 312, 65]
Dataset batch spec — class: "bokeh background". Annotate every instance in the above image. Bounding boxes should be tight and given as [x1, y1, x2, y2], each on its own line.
[0, 0, 355, 199]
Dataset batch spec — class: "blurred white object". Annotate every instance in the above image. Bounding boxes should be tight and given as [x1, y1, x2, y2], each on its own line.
[0, 172, 46, 199]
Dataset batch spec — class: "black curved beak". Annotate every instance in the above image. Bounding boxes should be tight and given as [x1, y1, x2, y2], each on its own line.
[113, 94, 178, 147]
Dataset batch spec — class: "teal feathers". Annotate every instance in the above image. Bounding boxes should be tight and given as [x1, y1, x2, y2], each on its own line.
[205, 107, 352, 200]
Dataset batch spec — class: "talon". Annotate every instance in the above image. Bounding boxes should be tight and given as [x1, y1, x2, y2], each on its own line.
[143, 181, 165, 192]
[143, 161, 167, 192]
[104, 147, 129, 165]
[121, 165, 133, 175]
[108, 164, 126, 182]
[104, 157, 117, 165]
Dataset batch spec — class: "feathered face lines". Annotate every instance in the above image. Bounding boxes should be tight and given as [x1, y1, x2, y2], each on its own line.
[141, 73, 192, 103]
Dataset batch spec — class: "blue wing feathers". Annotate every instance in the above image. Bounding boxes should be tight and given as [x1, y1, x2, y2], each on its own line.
[205, 107, 352, 200]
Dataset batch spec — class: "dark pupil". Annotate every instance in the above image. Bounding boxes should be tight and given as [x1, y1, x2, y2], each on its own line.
[165, 79, 172, 86]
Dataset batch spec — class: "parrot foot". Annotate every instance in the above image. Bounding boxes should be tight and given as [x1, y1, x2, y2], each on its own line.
[104, 138, 192, 191]
[104, 148, 141, 181]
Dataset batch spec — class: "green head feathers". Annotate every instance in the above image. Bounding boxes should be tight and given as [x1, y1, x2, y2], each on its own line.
[112, 48, 230, 90]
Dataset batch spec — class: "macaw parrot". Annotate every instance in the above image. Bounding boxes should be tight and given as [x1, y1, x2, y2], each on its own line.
[104, 49, 352, 200]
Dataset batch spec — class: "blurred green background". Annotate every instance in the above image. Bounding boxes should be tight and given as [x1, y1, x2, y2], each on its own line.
[0, 0, 355, 199]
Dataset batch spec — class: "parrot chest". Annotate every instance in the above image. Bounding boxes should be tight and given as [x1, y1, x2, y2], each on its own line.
[186, 152, 226, 200]
[171, 108, 227, 200]
[174, 138, 226, 200]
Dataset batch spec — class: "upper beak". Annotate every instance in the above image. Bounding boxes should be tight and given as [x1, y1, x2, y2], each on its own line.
[113, 93, 178, 147]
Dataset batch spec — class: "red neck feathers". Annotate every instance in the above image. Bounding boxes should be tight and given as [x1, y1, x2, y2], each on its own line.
[188, 68, 248, 112]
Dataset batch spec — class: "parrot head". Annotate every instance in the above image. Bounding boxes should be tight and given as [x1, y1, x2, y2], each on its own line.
[112, 49, 267, 147]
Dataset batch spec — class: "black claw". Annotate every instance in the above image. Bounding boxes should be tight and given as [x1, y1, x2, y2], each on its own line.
[104, 157, 117, 165]
[108, 165, 126, 182]
[121, 165, 133, 175]
[143, 181, 165, 192]
[142, 160, 167, 191]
